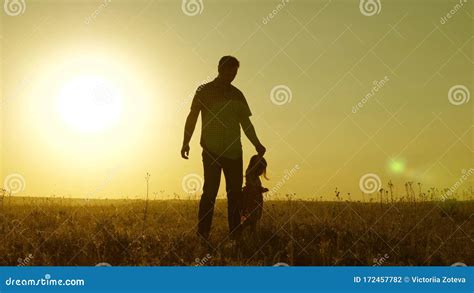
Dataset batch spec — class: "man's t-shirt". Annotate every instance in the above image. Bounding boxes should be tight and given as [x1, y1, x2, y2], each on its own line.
[191, 79, 252, 159]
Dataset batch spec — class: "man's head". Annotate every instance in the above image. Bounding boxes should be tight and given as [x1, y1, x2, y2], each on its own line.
[217, 56, 239, 84]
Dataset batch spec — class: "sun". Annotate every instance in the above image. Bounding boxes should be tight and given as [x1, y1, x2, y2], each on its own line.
[56, 74, 123, 133]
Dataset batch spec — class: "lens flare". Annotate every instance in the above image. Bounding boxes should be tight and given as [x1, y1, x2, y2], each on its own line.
[389, 159, 405, 174]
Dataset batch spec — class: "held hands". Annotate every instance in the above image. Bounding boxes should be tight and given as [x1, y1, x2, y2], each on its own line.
[181, 144, 190, 159]
[256, 144, 266, 156]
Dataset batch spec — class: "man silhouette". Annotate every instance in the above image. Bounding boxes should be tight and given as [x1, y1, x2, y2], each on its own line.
[181, 56, 266, 240]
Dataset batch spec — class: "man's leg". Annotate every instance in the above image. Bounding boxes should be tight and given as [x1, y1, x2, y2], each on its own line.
[222, 156, 243, 239]
[197, 151, 221, 239]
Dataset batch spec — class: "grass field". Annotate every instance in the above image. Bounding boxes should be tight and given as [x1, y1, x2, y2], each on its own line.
[0, 196, 472, 266]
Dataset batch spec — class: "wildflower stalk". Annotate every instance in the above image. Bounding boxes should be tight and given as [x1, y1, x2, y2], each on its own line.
[142, 172, 151, 235]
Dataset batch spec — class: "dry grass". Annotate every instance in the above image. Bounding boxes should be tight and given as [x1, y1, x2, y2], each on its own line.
[0, 197, 472, 266]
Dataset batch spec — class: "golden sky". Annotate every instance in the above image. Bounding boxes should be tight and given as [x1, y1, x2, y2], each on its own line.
[1, 0, 473, 199]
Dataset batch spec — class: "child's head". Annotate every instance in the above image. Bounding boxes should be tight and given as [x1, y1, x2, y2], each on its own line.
[246, 155, 268, 182]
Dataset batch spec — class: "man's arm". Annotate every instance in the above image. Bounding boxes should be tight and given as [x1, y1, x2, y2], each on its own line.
[241, 116, 266, 156]
[181, 109, 200, 159]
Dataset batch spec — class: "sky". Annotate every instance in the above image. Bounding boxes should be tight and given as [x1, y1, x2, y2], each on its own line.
[1, 0, 473, 200]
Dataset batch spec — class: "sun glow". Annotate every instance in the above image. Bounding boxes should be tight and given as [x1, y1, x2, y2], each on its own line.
[56, 75, 123, 133]
[19, 50, 155, 174]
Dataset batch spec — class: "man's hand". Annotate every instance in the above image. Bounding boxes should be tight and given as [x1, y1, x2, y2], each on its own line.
[181, 144, 190, 159]
[182, 110, 199, 160]
[256, 144, 266, 156]
[241, 116, 265, 157]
